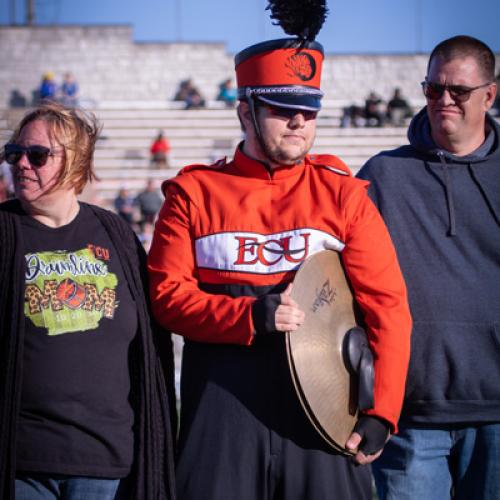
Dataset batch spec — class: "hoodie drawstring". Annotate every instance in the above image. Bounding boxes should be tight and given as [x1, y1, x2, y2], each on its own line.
[437, 151, 457, 236]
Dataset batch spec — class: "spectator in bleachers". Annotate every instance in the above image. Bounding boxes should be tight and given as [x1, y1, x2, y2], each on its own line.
[135, 179, 163, 224]
[61, 72, 79, 107]
[114, 186, 136, 224]
[340, 104, 365, 128]
[174, 78, 206, 109]
[217, 78, 237, 107]
[364, 91, 385, 127]
[386, 87, 413, 126]
[150, 131, 171, 168]
[39, 72, 58, 102]
[138, 221, 154, 253]
[9, 89, 27, 108]
[1, 159, 14, 196]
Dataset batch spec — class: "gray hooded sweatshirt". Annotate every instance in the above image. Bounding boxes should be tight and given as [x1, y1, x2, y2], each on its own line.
[357, 108, 500, 425]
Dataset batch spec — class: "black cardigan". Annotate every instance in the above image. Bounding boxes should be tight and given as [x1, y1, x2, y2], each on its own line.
[0, 200, 176, 500]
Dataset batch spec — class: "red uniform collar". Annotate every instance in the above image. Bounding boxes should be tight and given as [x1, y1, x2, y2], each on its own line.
[233, 143, 307, 181]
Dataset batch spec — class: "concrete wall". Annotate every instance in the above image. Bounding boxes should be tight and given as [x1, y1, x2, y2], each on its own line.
[1, 25, 498, 107]
[0, 26, 232, 106]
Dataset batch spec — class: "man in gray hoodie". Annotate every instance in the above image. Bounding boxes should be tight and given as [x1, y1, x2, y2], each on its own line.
[358, 35, 499, 500]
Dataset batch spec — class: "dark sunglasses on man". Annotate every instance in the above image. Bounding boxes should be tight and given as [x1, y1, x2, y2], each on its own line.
[421, 79, 493, 103]
[4, 144, 57, 168]
[264, 104, 318, 121]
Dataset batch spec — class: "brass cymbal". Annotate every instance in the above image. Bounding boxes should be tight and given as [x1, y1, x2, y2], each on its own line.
[286, 250, 359, 454]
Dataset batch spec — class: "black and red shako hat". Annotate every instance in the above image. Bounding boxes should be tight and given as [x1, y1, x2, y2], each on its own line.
[235, 38, 324, 112]
[235, 0, 328, 112]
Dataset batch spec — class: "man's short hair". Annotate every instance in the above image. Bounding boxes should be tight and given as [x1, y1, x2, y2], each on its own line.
[428, 35, 496, 82]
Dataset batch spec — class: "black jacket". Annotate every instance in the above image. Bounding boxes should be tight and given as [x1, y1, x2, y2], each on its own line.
[0, 200, 176, 499]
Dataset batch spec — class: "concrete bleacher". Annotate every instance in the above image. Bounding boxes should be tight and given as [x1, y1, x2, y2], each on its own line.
[1, 100, 413, 205]
[87, 101, 412, 203]
[2, 24, 469, 205]
[91, 97, 414, 198]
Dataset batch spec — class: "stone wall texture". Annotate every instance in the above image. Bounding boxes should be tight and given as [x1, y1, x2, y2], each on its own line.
[1, 25, 499, 107]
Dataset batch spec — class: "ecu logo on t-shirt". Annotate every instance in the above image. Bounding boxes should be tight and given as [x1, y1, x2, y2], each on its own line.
[195, 228, 344, 275]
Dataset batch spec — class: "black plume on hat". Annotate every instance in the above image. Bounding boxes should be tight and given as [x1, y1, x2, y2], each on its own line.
[266, 0, 329, 42]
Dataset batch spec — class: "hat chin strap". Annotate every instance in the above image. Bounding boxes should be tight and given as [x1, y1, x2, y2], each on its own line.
[246, 90, 262, 141]
[246, 91, 274, 169]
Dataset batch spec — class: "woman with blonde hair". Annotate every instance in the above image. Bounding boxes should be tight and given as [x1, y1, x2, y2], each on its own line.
[0, 102, 176, 500]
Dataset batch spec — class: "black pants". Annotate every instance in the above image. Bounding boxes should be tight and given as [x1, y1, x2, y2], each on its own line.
[176, 337, 371, 500]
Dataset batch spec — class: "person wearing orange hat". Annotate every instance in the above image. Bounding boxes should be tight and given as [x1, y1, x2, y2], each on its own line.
[148, 2, 412, 499]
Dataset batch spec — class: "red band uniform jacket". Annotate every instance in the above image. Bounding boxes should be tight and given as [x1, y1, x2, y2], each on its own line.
[148, 146, 412, 431]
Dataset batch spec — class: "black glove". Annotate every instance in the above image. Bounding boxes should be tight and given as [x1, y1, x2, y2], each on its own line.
[353, 416, 391, 455]
[251, 294, 281, 335]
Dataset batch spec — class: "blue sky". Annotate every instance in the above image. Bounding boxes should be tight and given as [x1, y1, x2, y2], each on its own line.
[2, 0, 499, 54]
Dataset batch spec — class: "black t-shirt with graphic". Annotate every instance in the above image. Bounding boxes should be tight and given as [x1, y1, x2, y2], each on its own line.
[17, 203, 137, 478]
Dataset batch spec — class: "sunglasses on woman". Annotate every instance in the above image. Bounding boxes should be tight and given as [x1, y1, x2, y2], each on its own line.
[4, 144, 57, 168]
[421, 79, 492, 103]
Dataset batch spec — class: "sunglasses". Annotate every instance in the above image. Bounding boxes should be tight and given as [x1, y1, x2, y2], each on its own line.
[4, 144, 56, 168]
[421, 80, 492, 103]
[265, 105, 318, 121]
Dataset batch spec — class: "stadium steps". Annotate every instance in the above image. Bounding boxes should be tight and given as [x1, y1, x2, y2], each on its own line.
[1, 103, 412, 206]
